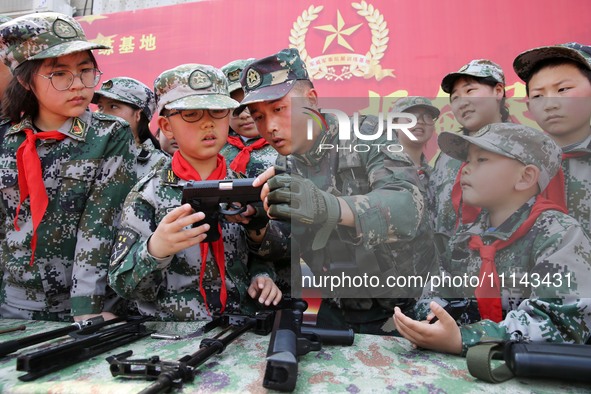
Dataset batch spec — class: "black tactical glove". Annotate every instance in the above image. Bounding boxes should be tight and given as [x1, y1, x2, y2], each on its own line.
[267, 173, 340, 249]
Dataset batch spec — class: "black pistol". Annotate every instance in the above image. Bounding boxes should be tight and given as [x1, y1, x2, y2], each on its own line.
[181, 178, 263, 241]
[263, 299, 354, 392]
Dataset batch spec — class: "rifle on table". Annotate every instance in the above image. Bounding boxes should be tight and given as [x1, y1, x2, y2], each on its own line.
[16, 316, 152, 381]
[263, 299, 355, 392]
[181, 178, 265, 242]
[107, 310, 277, 394]
[0, 315, 122, 357]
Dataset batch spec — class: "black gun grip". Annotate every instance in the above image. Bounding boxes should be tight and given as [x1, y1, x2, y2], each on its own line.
[190, 203, 221, 242]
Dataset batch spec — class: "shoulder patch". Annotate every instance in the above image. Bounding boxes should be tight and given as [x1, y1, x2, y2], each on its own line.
[110, 228, 139, 269]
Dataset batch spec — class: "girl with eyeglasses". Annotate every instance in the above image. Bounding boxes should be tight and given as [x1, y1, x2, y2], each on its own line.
[0, 13, 137, 322]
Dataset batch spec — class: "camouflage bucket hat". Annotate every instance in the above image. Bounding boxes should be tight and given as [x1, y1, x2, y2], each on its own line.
[0, 12, 109, 73]
[154, 63, 239, 116]
[234, 47, 310, 115]
[438, 123, 562, 191]
[513, 42, 591, 82]
[221, 58, 255, 93]
[92, 77, 156, 120]
[441, 59, 505, 94]
[391, 96, 440, 118]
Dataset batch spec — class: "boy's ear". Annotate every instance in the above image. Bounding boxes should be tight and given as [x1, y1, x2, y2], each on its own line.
[157, 116, 174, 140]
[515, 164, 540, 192]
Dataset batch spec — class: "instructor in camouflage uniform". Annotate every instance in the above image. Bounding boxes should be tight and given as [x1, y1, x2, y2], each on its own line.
[241, 48, 437, 334]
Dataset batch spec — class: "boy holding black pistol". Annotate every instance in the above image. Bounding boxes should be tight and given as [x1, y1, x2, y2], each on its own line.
[108, 64, 281, 321]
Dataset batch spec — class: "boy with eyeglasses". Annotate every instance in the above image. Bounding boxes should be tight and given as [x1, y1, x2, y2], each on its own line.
[108, 64, 281, 321]
[0, 12, 137, 322]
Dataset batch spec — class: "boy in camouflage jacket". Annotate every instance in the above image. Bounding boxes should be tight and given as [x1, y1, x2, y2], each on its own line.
[514, 42, 591, 237]
[395, 123, 591, 355]
[93, 76, 169, 180]
[220, 58, 277, 178]
[108, 64, 281, 321]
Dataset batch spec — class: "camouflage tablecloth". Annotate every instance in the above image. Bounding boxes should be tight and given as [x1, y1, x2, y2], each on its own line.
[0, 318, 587, 393]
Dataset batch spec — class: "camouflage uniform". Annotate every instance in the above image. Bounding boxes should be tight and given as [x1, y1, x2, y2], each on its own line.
[390, 96, 440, 201]
[513, 43, 591, 237]
[238, 49, 437, 334]
[108, 64, 274, 321]
[93, 77, 170, 180]
[219, 138, 276, 178]
[419, 124, 591, 355]
[0, 112, 137, 320]
[220, 59, 277, 178]
[0, 13, 136, 321]
[428, 60, 505, 245]
[108, 162, 273, 320]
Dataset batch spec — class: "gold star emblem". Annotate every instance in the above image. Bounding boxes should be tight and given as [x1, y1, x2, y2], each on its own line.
[314, 10, 362, 53]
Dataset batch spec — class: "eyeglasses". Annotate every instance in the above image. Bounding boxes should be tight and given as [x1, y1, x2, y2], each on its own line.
[164, 109, 230, 123]
[414, 113, 438, 125]
[36, 68, 103, 91]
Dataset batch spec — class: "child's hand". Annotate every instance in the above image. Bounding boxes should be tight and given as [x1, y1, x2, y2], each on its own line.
[148, 204, 209, 258]
[393, 301, 462, 355]
[248, 275, 282, 306]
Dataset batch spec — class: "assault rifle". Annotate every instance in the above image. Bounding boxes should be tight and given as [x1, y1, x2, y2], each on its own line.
[181, 178, 264, 241]
[108, 311, 276, 394]
[16, 316, 151, 381]
[263, 299, 355, 392]
[0, 315, 120, 357]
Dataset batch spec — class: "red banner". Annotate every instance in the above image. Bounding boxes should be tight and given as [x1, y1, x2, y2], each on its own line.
[77, 0, 591, 156]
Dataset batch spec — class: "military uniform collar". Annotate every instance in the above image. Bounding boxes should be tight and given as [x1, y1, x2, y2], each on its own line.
[6, 112, 90, 141]
[456, 197, 537, 243]
[562, 133, 591, 154]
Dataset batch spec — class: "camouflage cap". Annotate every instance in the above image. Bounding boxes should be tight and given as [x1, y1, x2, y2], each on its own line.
[0, 12, 109, 73]
[513, 42, 591, 82]
[391, 96, 440, 118]
[438, 123, 561, 191]
[234, 47, 310, 115]
[441, 59, 505, 94]
[221, 58, 255, 93]
[92, 77, 156, 120]
[154, 63, 239, 116]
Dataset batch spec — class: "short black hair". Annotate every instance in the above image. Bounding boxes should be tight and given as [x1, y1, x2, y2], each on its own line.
[525, 58, 591, 96]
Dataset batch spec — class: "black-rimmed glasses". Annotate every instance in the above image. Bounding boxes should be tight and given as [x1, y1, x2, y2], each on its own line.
[36, 68, 103, 91]
[164, 109, 230, 123]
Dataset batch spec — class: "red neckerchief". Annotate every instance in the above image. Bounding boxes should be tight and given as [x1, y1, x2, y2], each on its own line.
[468, 195, 567, 322]
[451, 162, 481, 228]
[225, 135, 268, 174]
[14, 128, 66, 266]
[171, 151, 228, 314]
[541, 151, 589, 212]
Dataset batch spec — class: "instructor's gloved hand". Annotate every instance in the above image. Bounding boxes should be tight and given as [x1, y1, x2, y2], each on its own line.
[266, 173, 340, 225]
